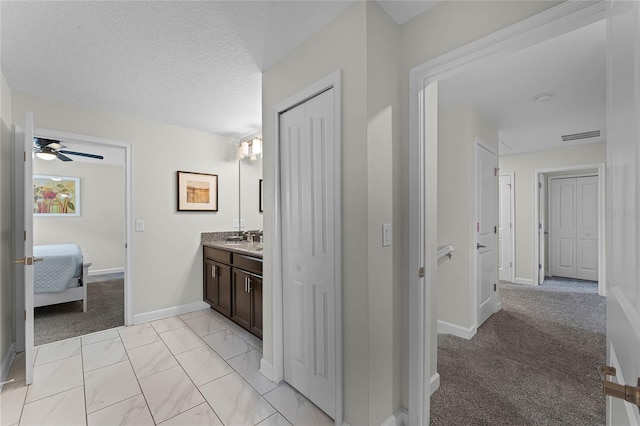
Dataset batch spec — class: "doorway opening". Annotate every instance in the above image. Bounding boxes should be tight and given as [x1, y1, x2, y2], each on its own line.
[534, 164, 605, 296]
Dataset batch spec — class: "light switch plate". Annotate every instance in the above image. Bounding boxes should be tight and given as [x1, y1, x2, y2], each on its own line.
[135, 220, 145, 232]
[233, 218, 239, 228]
[382, 223, 392, 247]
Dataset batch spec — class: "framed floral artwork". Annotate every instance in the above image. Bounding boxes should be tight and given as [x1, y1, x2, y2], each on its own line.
[33, 175, 80, 216]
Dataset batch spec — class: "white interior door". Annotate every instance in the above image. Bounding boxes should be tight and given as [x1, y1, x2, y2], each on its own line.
[14, 112, 35, 384]
[281, 88, 336, 418]
[539, 174, 547, 284]
[476, 141, 497, 327]
[605, 1, 640, 424]
[550, 178, 577, 278]
[576, 176, 598, 281]
[498, 174, 513, 282]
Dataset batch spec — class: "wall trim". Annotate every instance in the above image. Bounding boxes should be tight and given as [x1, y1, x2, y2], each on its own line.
[496, 302, 502, 312]
[133, 301, 209, 324]
[382, 408, 409, 426]
[88, 267, 125, 276]
[437, 320, 477, 340]
[430, 372, 441, 395]
[0, 343, 16, 391]
[259, 358, 276, 384]
[514, 278, 535, 286]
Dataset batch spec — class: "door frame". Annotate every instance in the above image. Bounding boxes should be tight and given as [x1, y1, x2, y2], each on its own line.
[268, 70, 342, 425]
[15, 127, 134, 350]
[474, 137, 499, 326]
[408, 1, 608, 424]
[534, 163, 606, 296]
[499, 172, 516, 283]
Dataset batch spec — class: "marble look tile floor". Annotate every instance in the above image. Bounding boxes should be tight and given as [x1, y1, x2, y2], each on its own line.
[1, 308, 333, 426]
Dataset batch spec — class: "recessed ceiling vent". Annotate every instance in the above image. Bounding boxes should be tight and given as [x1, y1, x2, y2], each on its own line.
[561, 130, 601, 142]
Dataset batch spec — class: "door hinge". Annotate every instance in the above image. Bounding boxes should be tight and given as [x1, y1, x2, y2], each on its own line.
[539, 182, 542, 189]
[24, 310, 26, 320]
[494, 283, 497, 291]
[539, 264, 542, 269]
[418, 267, 425, 278]
[24, 230, 26, 241]
[539, 223, 543, 230]
[510, 261, 513, 267]
[494, 226, 497, 234]
[23, 151, 26, 162]
[494, 167, 500, 176]
[510, 223, 512, 229]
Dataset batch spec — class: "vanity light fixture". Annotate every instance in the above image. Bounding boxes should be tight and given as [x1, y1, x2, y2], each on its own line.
[236, 137, 263, 161]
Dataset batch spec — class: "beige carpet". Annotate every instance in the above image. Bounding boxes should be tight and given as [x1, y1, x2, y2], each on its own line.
[34, 278, 124, 346]
[431, 282, 606, 425]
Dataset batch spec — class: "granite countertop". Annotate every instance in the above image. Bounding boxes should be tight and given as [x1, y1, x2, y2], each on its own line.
[202, 232, 263, 258]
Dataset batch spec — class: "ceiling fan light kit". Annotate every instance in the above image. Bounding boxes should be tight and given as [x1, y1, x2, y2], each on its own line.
[33, 137, 104, 162]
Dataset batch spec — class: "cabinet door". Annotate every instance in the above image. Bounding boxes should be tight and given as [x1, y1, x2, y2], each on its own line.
[250, 275, 263, 338]
[204, 259, 218, 307]
[216, 263, 232, 317]
[232, 269, 251, 330]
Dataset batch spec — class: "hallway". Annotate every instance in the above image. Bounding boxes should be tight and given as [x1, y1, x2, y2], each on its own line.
[431, 282, 605, 425]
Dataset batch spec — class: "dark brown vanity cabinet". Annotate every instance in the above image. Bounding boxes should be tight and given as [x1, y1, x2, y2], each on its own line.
[203, 246, 262, 338]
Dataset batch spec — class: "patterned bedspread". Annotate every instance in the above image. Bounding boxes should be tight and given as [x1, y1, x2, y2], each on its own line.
[33, 244, 83, 293]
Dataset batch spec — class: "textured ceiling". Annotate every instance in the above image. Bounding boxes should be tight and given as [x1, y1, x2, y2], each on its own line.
[439, 20, 606, 156]
[1, 1, 356, 138]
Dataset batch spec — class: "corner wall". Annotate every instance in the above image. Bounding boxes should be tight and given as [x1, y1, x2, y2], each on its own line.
[499, 142, 606, 283]
[1, 71, 14, 372]
[12, 91, 239, 316]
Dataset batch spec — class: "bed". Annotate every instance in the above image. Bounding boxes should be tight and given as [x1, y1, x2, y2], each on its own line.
[33, 244, 92, 312]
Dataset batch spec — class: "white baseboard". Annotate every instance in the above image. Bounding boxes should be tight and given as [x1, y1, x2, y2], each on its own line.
[381, 408, 408, 426]
[1, 343, 16, 391]
[495, 302, 502, 312]
[259, 358, 277, 384]
[437, 320, 477, 340]
[514, 277, 534, 285]
[133, 301, 209, 324]
[430, 372, 441, 395]
[89, 267, 124, 276]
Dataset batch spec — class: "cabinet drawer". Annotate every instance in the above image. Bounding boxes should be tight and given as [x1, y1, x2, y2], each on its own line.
[234, 254, 263, 275]
[204, 246, 232, 265]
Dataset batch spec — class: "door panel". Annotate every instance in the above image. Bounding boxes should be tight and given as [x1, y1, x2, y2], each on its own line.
[231, 270, 251, 330]
[576, 177, 598, 280]
[606, 1, 640, 423]
[551, 178, 577, 278]
[281, 88, 335, 418]
[498, 174, 513, 282]
[477, 142, 497, 327]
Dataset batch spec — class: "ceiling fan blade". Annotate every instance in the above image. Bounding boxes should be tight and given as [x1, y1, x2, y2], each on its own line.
[57, 153, 73, 162]
[34, 137, 64, 150]
[58, 150, 104, 160]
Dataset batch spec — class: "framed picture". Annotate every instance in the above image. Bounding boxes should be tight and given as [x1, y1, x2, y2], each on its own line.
[259, 179, 263, 213]
[33, 175, 80, 217]
[177, 171, 218, 211]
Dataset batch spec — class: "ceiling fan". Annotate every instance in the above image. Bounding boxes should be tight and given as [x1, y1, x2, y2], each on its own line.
[33, 138, 104, 162]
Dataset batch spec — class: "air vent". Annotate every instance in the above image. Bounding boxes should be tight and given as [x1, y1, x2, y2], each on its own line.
[561, 130, 601, 142]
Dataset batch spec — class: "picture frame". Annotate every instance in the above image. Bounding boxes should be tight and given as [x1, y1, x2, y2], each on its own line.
[33, 175, 80, 217]
[177, 171, 218, 211]
[259, 179, 263, 213]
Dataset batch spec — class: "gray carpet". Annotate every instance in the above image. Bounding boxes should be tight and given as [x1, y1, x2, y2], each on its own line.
[34, 277, 124, 346]
[431, 282, 606, 425]
[540, 277, 599, 294]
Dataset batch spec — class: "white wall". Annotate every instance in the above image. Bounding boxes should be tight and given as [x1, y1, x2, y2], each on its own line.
[12, 91, 239, 316]
[399, 0, 561, 406]
[32, 160, 125, 274]
[437, 102, 498, 332]
[1, 71, 14, 370]
[499, 142, 606, 283]
[366, 3, 403, 423]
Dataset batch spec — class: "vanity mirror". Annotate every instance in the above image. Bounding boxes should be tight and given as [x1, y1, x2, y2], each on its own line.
[237, 135, 263, 234]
